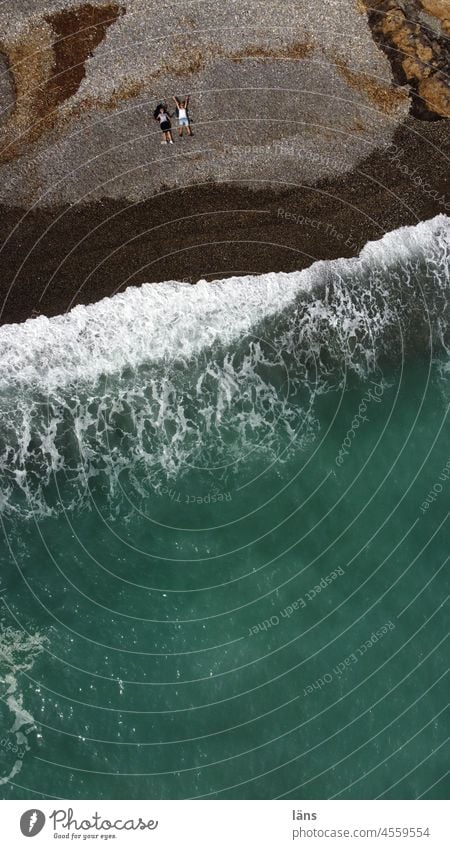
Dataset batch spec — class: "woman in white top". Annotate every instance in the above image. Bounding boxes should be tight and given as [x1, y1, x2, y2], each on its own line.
[172, 95, 192, 137]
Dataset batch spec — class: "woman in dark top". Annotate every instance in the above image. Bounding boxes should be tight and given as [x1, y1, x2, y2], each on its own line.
[154, 104, 174, 144]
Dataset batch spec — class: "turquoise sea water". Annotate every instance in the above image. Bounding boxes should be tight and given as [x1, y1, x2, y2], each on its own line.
[0, 216, 448, 799]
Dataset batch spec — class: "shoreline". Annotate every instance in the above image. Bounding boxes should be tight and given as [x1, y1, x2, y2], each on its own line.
[0, 118, 448, 327]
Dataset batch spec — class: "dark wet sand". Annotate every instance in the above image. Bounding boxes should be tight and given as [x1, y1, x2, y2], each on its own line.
[0, 119, 448, 326]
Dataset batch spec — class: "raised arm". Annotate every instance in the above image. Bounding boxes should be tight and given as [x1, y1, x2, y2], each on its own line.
[172, 95, 180, 106]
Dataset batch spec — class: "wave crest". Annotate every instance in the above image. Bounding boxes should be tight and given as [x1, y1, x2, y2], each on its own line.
[0, 215, 448, 518]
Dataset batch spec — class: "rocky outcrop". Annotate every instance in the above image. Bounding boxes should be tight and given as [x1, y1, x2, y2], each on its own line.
[361, 0, 450, 118]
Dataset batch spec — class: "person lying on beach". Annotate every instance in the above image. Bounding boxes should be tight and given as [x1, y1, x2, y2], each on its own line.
[154, 104, 174, 144]
[172, 95, 192, 137]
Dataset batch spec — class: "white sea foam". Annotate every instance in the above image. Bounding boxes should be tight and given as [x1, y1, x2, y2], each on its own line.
[0, 626, 46, 786]
[0, 215, 448, 518]
[0, 215, 448, 392]
[0, 274, 301, 392]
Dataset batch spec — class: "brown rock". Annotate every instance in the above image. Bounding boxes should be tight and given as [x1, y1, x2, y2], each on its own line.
[382, 9, 406, 34]
[417, 75, 450, 117]
[419, 0, 448, 21]
[416, 42, 433, 62]
[361, 0, 450, 119]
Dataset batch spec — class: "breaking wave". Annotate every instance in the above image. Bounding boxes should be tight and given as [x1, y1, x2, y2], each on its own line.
[0, 215, 448, 519]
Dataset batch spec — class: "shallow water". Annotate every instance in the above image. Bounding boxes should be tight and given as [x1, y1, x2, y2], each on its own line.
[0, 216, 448, 799]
